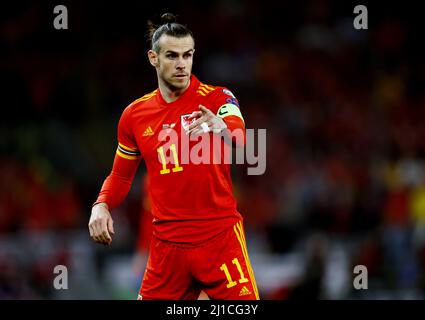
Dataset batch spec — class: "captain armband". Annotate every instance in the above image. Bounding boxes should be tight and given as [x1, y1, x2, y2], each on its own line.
[216, 104, 244, 124]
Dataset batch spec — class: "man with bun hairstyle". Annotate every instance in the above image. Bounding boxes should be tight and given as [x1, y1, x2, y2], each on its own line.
[88, 13, 259, 300]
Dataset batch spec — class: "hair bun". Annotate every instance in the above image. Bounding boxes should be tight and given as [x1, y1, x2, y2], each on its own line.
[161, 13, 177, 24]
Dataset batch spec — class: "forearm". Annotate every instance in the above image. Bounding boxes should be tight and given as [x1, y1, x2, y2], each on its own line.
[94, 154, 141, 210]
[222, 115, 246, 148]
[95, 172, 133, 210]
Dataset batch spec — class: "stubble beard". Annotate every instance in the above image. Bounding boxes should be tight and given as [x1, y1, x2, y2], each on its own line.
[162, 73, 190, 92]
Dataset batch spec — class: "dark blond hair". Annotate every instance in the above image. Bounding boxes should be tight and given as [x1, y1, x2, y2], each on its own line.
[147, 13, 194, 53]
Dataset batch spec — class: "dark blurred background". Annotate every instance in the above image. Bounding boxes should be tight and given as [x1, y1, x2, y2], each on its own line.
[1, 0, 424, 299]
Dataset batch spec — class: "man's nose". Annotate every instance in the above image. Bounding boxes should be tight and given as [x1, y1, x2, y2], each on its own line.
[176, 57, 186, 69]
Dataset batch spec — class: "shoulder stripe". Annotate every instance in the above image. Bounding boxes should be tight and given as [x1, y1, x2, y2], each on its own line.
[200, 84, 215, 91]
[198, 86, 211, 94]
[197, 83, 216, 96]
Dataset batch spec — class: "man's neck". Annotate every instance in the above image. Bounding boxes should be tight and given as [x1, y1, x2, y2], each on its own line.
[158, 78, 191, 103]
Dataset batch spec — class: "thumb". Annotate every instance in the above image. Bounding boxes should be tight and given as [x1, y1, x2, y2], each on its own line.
[108, 218, 115, 235]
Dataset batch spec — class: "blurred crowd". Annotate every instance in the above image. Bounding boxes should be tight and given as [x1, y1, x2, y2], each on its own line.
[1, 0, 424, 299]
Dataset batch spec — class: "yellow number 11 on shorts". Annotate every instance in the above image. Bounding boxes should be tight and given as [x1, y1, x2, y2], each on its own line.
[220, 258, 249, 289]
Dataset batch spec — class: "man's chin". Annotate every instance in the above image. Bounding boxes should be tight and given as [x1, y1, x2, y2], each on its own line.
[171, 78, 189, 89]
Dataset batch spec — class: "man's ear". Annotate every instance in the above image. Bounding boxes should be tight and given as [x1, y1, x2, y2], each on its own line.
[148, 50, 158, 67]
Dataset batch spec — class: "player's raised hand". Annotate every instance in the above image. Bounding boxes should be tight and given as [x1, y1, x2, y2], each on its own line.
[187, 105, 227, 136]
[88, 203, 115, 245]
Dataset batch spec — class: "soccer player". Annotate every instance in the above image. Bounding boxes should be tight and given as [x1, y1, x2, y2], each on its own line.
[88, 13, 259, 300]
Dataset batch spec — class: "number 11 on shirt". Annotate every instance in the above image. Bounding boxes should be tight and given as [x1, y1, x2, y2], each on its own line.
[157, 144, 184, 174]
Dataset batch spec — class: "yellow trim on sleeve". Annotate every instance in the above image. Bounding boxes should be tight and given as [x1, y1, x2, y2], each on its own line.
[118, 142, 138, 152]
[116, 149, 139, 160]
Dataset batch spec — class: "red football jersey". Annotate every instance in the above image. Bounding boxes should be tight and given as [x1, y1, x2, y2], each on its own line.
[97, 75, 245, 245]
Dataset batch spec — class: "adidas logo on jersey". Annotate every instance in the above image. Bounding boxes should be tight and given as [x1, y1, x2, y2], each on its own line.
[143, 126, 154, 136]
[239, 286, 252, 296]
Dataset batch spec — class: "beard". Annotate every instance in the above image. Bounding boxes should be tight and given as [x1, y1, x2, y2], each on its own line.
[162, 73, 190, 91]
